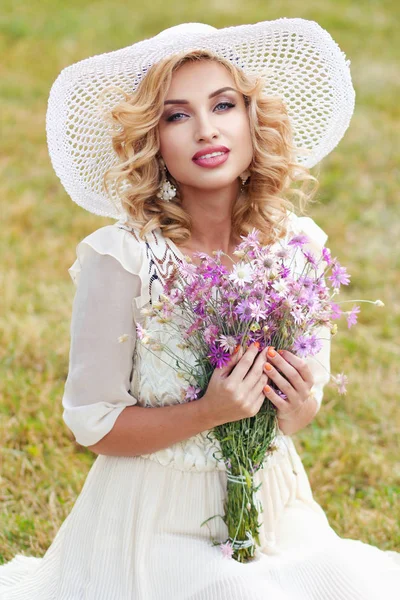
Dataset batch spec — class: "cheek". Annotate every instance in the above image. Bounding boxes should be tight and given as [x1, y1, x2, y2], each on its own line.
[159, 128, 184, 161]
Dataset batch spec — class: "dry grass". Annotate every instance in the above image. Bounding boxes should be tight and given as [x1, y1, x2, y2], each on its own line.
[0, 0, 399, 563]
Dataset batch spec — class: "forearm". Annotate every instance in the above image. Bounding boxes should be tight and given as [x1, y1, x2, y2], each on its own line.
[87, 399, 215, 457]
[277, 393, 319, 436]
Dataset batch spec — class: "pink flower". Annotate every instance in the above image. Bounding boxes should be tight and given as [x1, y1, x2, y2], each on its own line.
[322, 247, 332, 265]
[248, 300, 268, 322]
[136, 323, 146, 340]
[302, 249, 318, 267]
[328, 264, 350, 290]
[178, 262, 198, 284]
[330, 302, 342, 319]
[204, 324, 219, 344]
[218, 335, 238, 354]
[332, 372, 348, 395]
[185, 385, 202, 401]
[347, 305, 360, 329]
[220, 540, 234, 559]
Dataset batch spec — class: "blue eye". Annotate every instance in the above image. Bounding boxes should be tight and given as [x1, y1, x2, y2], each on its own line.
[166, 102, 235, 122]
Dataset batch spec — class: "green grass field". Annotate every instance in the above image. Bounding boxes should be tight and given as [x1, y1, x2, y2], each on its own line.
[0, 0, 399, 563]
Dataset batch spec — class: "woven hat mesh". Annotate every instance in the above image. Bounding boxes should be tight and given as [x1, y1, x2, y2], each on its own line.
[46, 18, 355, 219]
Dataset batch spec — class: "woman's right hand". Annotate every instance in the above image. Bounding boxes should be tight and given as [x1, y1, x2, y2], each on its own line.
[200, 342, 270, 426]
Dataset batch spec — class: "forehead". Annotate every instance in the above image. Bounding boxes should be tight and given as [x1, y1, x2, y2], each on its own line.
[166, 60, 233, 95]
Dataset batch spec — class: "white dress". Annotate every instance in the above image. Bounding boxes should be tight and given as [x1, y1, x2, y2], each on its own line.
[0, 212, 399, 600]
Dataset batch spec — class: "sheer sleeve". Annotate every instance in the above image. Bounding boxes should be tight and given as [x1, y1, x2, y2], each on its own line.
[291, 214, 331, 412]
[62, 243, 141, 447]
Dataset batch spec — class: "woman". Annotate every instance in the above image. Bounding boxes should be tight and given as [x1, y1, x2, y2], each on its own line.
[1, 19, 399, 600]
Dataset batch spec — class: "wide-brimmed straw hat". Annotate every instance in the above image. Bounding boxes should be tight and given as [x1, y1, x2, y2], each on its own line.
[46, 18, 355, 219]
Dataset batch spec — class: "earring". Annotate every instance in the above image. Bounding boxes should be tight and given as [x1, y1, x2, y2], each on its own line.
[156, 158, 177, 201]
[239, 169, 251, 193]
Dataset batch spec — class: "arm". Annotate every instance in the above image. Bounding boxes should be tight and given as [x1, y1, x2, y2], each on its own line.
[63, 243, 218, 457]
[87, 399, 216, 457]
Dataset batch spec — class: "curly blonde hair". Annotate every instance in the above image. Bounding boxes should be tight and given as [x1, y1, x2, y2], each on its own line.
[100, 49, 320, 246]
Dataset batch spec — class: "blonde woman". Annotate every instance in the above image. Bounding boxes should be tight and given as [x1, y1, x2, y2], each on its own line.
[1, 19, 399, 600]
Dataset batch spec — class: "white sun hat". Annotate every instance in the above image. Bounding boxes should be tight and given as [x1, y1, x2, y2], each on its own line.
[46, 18, 355, 220]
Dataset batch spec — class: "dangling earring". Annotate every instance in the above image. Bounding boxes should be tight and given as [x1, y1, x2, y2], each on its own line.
[239, 169, 251, 193]
[156, 157, 177, 201]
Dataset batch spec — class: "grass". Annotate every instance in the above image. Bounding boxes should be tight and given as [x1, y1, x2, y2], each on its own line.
[0, 0, 399, 563]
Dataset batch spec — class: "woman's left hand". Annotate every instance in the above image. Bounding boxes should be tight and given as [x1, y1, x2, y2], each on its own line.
[263, 347, 315, 424]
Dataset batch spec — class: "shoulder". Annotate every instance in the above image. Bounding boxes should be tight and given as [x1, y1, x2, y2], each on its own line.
[68, 221, 150, 287]
[284, 210, 328, 251]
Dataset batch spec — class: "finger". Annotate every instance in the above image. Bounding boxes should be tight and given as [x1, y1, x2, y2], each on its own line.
[263, 384, 289, 412]
[250, 371, 269, 397]
[255, 391, 267, 415]
[219, 344, 243, 378]
[276, 349, 314, 386]
[243, 345, 270, 388]
[229, 342, 263, 382]
[264, 363, 297, 401]
[266, 352, 305, 393]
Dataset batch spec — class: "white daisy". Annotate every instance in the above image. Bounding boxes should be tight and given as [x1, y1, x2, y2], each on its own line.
[228, 262, 254, 287]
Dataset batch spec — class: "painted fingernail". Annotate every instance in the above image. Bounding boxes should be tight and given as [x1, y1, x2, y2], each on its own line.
[264, 363, 273, 372]
[233, 344, 241, 354]
[278, 350, 284, 355]
[267, 347, 276, 357]
[254, 341, 261, 350]
[264, 385, 271, 393]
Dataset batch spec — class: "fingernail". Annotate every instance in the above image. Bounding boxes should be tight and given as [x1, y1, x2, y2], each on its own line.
[264, 363, 273, 372]
[264, 385, 271, 393]
[267, 346, 276, 357]
[233, 344, 241, 354]
[254, 341, 261, 350]
[278, 350, 284, 355]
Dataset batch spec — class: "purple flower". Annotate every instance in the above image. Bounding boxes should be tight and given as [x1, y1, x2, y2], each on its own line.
[279, 265, 291, 278]
[307, 334, 323, 356]
[288, 234, 310, 248]
[302, 249, 318, 267]
[208, 343, 231, 368]
[329, 264, 350, 290]
[347, 305, 360, 329]
[322, 247, 332, 265]
[225, 457, 232, 470]
[203, 263, 225, 285]
[292, 335, 311, 358]
[235, 299, 253, 321]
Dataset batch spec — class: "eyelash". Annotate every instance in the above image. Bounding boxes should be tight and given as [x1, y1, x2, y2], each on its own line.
[166, 102, 235, 122]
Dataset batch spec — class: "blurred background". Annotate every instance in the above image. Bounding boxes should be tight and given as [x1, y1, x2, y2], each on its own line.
[0, 0, 399, 562]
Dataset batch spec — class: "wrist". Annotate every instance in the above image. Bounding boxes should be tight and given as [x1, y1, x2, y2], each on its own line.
[194, 395, 219, 430]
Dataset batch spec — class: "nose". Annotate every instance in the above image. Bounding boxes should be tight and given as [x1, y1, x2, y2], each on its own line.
[195, 111, 219, 142]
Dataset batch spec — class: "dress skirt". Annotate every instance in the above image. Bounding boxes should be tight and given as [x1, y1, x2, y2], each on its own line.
[0, 435, 399, 599]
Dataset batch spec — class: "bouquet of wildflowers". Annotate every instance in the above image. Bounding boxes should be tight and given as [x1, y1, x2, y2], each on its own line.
[132, 226, 383, 563]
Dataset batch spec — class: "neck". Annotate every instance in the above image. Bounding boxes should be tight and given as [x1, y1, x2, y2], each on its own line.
[177, 181, 242, 254]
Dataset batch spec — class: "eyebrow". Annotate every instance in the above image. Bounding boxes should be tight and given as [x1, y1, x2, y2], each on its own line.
[163, 86, 238, 105]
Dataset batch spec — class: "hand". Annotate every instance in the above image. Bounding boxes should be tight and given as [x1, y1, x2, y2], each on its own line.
[201, 342, 271, 426]
[263, 348, 315, 423]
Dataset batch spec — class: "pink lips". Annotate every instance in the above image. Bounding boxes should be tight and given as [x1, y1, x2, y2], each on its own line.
[192, 150, 230, 169]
